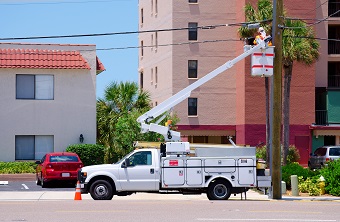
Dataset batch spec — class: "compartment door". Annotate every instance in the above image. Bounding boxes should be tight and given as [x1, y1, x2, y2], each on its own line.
[186, 159, 203, 186]
[162, 159, 185, 186]
[237, 158, 255, 185]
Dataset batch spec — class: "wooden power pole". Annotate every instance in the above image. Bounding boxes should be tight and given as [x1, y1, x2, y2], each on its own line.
[271, 0, 283, 199]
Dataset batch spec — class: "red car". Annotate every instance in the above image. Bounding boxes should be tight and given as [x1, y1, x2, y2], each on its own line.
[35, 152, 83, 188]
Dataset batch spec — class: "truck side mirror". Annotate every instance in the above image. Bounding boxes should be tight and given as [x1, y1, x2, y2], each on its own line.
[122, 158, 132, 168]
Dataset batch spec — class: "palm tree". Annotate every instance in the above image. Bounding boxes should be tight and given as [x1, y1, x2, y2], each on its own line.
[97, 81, 151, 161]
[238, 0, 273, 164]
[281, 19, 319, 165]
[239, 0, 319, 165]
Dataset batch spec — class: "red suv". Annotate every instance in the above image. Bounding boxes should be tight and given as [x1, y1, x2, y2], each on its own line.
[35, 152, 83, 188]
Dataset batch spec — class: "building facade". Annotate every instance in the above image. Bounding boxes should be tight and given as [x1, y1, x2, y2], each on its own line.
[138, 0, 340, 165]
[0, 42, 105, 162]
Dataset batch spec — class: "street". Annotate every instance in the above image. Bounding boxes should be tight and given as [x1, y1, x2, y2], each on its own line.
[1, 175, 340, 222]
[0, 199, 339, 222]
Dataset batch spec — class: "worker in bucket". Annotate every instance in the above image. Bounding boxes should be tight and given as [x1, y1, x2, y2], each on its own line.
[254, 27, 272, 46]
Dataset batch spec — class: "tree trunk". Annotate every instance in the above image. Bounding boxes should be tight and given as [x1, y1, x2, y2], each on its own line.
[265, 77, 270, 164]
[282, 61, 293, 166]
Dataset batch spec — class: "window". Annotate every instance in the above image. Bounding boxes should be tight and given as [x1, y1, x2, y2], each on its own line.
[188, 98, 198, 116]
[140, 72, 144, 89]
[155, 66, 158, 88]
[189, 0, 198, 3]
[141, 41, 144, 57]
[15, 135, 54, 160]
[16, 74, 54, 100]
[140, 8, 144, 25]
[50, 155, 79, 162]
[155, 0, 158, 15]
[151, 68, 153, 85]
[129, 151, 152, 166]
[151, 0, 153, 15]
[155, 31, 158, 49]
[151, 34, 153, 51]
[188, 60, 198, 78]
[188, 22, 198, 41]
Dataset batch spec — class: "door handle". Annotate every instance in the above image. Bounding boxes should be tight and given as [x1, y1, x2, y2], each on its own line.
[150, 169, 154, 174]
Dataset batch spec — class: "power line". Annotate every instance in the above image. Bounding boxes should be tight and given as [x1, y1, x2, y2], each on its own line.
[0, 19, 271, 41]
[98, 39, 241, 51]
[0, 39, 242, 54]
[281, 9, 340, 29]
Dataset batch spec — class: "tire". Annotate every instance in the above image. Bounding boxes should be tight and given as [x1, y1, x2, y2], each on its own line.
[41, 174, 49, 188]
[207, 180, 232, 200]
[89, 180, 114, 200]
[36, 174, 41, 186]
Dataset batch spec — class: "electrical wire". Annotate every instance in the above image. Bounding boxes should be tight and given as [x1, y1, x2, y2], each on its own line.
[281, 9, 340, 29]
[0, 19, 271, 41]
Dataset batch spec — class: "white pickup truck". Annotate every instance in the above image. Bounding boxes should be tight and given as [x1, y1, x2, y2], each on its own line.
[78, 142, 270, 200]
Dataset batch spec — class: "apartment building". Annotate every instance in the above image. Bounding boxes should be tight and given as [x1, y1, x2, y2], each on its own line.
[138, 0, 340, 165]
[312, 0, 340, 150]
[0, 42, 105, 162]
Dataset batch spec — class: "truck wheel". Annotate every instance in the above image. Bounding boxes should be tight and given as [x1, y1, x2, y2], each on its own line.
[207, 180, 231, 200]
[90, 180, 114, 200]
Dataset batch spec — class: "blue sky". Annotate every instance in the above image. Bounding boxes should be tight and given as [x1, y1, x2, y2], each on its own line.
[0, 0, 138, 99]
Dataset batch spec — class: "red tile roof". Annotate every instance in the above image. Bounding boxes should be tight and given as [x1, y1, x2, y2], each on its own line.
[96, 56, 105, 74]
[0, 49, 91, 70]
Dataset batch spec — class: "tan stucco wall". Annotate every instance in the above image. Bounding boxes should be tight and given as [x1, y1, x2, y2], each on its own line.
[0, 43, 97, 161]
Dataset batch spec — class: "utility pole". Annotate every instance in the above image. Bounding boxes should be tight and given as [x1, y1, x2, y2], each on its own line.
[271, 0, 283, 199]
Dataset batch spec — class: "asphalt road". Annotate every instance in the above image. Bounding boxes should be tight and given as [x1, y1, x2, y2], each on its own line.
[0, 199, 339, 222]
[0, 174, 75, 191]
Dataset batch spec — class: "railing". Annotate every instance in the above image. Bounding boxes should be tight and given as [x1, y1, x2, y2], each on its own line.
[315, 110, 328, 125]
[328, 75, 340, 88]
[329, 1, 340, 17]
[329, 41, 340, 54]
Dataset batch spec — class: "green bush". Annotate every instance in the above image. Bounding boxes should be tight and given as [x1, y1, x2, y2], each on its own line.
[320, 159, 340, 196]
[256, 145, 300, 164]
[256, 145, 267, 160]
[0, 161, 36, 174]
[282, 162, 318, 189]
[66, 144, 105, 166]
[298, 176, 321, 196]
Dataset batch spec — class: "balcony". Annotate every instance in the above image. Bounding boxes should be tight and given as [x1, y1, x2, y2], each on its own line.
[329, 41, 340, 54]
[315, 110, 328, 125]
[328, 75, 340, 88]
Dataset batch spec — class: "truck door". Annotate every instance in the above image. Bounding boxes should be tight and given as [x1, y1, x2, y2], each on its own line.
[118, 150, 158, 191]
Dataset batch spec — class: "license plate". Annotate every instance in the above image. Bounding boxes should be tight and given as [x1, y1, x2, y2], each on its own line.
[62, 173, 70, 177]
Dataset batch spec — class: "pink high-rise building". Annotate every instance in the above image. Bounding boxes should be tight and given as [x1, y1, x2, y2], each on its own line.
[138, 0, 340, 166]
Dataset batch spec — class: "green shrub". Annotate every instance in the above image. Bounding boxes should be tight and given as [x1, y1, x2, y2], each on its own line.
[66, 144, 105, 166]
[0, 161, 36, 174]
[298, 176, 321, 196]
[286, 145, 300, 164]
[256, 145, 267, 160]
[282, 162, 318, 189]
[320, 159, 340, 196]
[256, 145, 300, 164]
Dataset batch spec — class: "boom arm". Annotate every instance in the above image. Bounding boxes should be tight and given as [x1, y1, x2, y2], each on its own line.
[137, 37, 271, 141]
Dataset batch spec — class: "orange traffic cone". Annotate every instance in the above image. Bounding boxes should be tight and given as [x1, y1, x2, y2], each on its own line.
[74, 181, 82, 200]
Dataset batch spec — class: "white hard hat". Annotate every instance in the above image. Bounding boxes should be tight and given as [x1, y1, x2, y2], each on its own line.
[258, 27, 265, 32]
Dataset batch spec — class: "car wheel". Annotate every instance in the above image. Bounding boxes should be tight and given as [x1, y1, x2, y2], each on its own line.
[308, 162, 313, 170]
[89, 180, 114, 200]
[41, 174, 49, 188]
[207, 180, 231, 200]
[36, 174, 41, 186]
